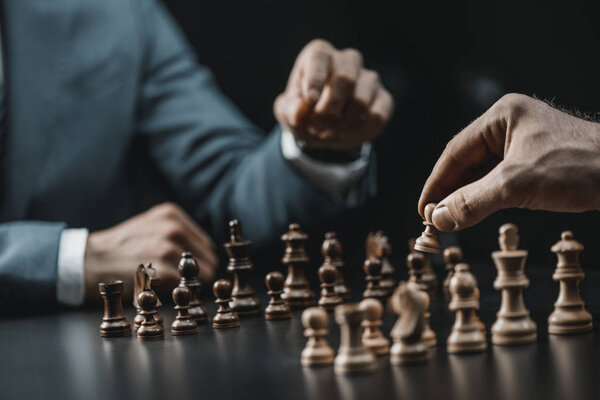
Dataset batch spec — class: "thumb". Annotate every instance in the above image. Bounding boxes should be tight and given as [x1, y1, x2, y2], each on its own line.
[431, 167, 507, 232]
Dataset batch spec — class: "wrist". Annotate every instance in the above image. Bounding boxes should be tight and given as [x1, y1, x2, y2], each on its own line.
[295, 139, 364, 163]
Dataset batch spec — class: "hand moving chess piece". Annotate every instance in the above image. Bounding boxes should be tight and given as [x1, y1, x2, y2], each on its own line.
[359, 298, 390, 356]
[447, 263, 487, 353]
[318, 263, 343, 310]
[414, 203, 442, 253]
[281, 224, 316, 309]
[362, 258, 388, 302]
[136, 290, 164, 341]
[548, 231, 593, 335]
[366, 231, 396, 296]
[171, 286, 199, 336]
[491, 223, 537, 345]
[301, 307, 335, 367]
[223, 219, 261, 316]
[321, 232, 351, 302]
[264, 271, 291, 320]
[406, 252, 436, 347]
[443, 246, 463, 292]
[212, 279, 240, 329]
[389, 282, 429, 364]
[133, 263, 163, 331]
[99, 280, 131, 337]
[334, 304, 377, 374]
[178, 252, 208, 323]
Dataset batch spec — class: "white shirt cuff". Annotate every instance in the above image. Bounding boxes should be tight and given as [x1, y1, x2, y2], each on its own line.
[280, 129, 371, 205]
[57, 228, 89, 306]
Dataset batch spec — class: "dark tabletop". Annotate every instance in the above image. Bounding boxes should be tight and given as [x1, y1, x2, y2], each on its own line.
[1, 262, 600, 400]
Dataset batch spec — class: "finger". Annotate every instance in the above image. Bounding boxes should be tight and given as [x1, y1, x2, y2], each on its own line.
[299, 40, 334, 103]
[342, 69, 380, 126]
[165, 204, 217, 252]
[314, 49, 362, 118]
[196, 260, 216, 286]
[274, 93, 313, 128]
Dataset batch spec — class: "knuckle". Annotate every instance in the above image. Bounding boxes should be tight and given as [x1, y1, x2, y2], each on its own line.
[154, 202, 181, 219]
[494, 93, 529, 120]
[342, 48, 363, 65]
[307, 39, 332, 54]
[363, 69, 380, 86]
[333, 73, 356, 91]
[163, 222, 184, 241]
[454, 190, 476, 224]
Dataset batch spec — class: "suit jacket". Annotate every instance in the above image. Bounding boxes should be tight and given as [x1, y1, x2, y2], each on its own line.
[0, 0, 375, 309]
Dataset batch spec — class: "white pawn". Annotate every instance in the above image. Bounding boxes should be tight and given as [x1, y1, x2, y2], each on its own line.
[301, 307, 334, 367]
[359, 298, 390, 356]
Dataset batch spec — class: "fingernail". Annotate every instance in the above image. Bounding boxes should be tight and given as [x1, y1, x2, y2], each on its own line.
[432, 204, 456, 231]
[307, 89, 321, 103]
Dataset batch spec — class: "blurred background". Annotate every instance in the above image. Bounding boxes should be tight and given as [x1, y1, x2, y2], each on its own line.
[162, 0, 600, 272]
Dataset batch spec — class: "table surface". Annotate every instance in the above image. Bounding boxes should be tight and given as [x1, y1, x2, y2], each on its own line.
[2, 263, 600, 400]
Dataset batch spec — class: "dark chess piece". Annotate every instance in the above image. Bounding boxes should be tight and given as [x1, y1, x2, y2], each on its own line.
[318, 263, 343, 311]
[414, 203, 442, 253]
[334, 304, 377, 375]
[301, 307, 335, 367]
[223, 219, 261, 316]
[136, 290, 164, 341]
[321, 232, 351, 302]
[390, 282, 430, 364]
[548, 231, 593, 335]
[148, 266, 164, 328]
[443, 246, 463, 293]
[171, 286, 199, 336]
[366, 231, 396, 297]
[133, 263, 163, 331]
[99, 280, 131, 337]
[406, 252, 436, 347]
[408, 237, 437, 291]
[281, 223, 316, 309]
[178, 252, 208, 323]
[212, 279, 240, 329]
[264, 271, 292, 320]
[359, 298, 390, 356]
[362, 258, 388, 302]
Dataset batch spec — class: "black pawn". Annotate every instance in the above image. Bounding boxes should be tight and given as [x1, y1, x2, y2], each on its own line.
[318, 264, 343, 311]
[363, 258, 387, 302]
[265, 272, 292, 320]
[178, 252, 208, 323]
[137, 290, 164, 341]
[212, 280, 240, 329]
[171, 286, 199, 336]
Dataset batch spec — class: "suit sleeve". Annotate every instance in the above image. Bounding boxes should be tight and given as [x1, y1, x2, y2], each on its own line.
[134, 0, 376, 247]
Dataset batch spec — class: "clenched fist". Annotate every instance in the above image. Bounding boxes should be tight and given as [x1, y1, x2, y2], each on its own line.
[419, 94, 600, 231]
[274, 39, 394, 151]
[84, 203, 218, 302]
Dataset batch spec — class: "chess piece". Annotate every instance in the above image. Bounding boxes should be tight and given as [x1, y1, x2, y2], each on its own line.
[321, 232, 351, 302]
[491, 223, 537, 345]
[98, 280, 131, 337]
[414, 203, 442, 253]
[474, 287, 487, 336]
[447, 263, 487, 353]
[366, 231, 396, 296]
[301, 307, 335, 367]
[334, 304, 377, 374]
[409, 237, 437, 291]
[359, 298, 390, 356]
[318, 263, 343, 310]
[362, 258, 388, 302]
[136, 290, 164, 341]
[281, 224, 316, 309]
[406, 252, 437, 347]
[223, 219, 261, 316]
[171, 286, 199, 336]
[178, 252, 208, 323]
[443, 246, 463, 292]
[212, 279, 240, 329]
[133, 263, 163, 331]
[389, 282, 430, 364]
[148, 265, 164, 328]
[548, 231, 593, 335]
[264, 271, 292, 320]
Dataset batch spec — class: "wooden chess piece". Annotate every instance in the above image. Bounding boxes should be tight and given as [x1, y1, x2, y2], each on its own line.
[409, 237, 437, 291]
[443, 246, 463, 293]
[359, 298, 390, 356]
[318, 263, 343, 311]
[133, 264, 163, 331]
[212, 279, 240, 329]
[321, 232, 351, 302]
[366, 231, 396, 297]
[171, 286, 199, 336]
[363, 258, 388, 302]
[407, 252, 437, 347]
[223, 219, 261, 316]
[281, 224, 316, 309]
[491, 223, 537, 345]
[99, 280, 131, 337]
[301, 307, 335, 367]
[178, 252, 208, 323]
[548, 231, 593, 335]
[136, 290, 164, 341]
[264, 271, 292, 320]
[447, 263, 487, 353]
[148, 265, 164, 328]
[334, 304, 377, 374]
[414, 203, 442, 253]
[474, 287, 487, 336]
[389, 282, 430, 364]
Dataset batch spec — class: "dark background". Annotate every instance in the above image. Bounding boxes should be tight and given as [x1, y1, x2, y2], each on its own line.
[162, 0, 600, 270]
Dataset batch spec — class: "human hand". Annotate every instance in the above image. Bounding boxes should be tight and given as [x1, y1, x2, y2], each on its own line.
[274, 39, 394, 151]
[419, 93, 600, 231]
[84, 203, 218, 302]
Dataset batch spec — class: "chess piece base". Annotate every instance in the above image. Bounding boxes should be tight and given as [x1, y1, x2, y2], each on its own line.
[318, 297, 343, 311]
[447, 331, 487, 354]
[213, 314, 240, 329]
[491, 318, 537, 345]
[282, 291, 316, 309]
[301, 347, 335, 367]
[137, 327, 164, 341]
[548, 308, 593, 335]
[334, 351, 377, 374]
[99, 320, 131, 338]
[265, 302, 292, 319]
[422, 328, 437, 348]
[362, 289, 389, 303]
[390, 343, 429, 364]
[230, 296, 261, 316]
[171, 320, 199, 336]
[363, 337, 390, 356]
[189, 305, 209, 323]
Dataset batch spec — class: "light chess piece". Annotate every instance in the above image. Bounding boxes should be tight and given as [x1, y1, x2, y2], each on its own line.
[136, 290, 164, 341]
[359, 298, 390, 356]
[447, 263, 487, 353]
[99, 280, 131, 337]
[407, 252, 437, 347]
[491, 223, 537, 345]
[178, 252, 208, 323]
[301, 307, 335, 367]
[443, 246, 463, 293]
[281, 224, 316, 309]
[334, 304, 377, 374]
[264, 271, 292, 320]
[366, 231, 396, 297]
[318, 263, 343, 311]
[321, 232, 351, 302]
[362, 258, 388, 302]
[548, 231, 593, 335]
[171, 286, 199, 336]
[389, 282, 430, 364]
[414, 203, 442, 253]
[223, 219, 261, 316]
[212, 279, 240, 329]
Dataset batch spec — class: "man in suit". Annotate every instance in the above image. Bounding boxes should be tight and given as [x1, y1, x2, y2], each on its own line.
[0, 0, 393, 309]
